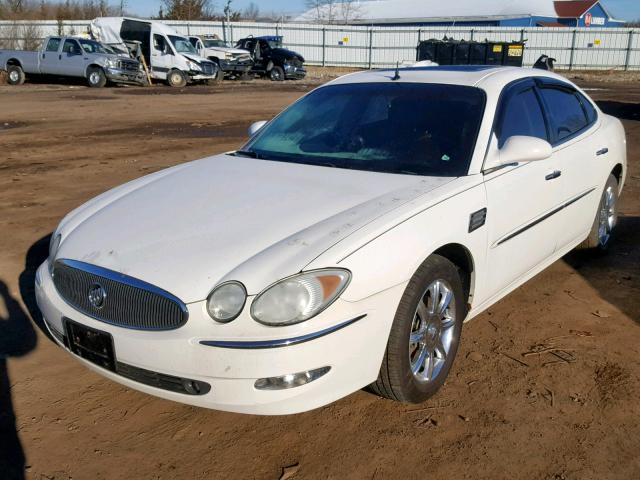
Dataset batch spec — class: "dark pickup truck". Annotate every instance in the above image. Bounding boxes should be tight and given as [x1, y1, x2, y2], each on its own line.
[235, 36, 306, 81]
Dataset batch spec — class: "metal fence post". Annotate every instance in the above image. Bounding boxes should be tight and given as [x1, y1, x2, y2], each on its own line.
[368, 29, 373, 69]
[230, 23, 234, 44]
[222, 20, 227, 43]
[569, 29, 577, 70]
[322, 27, 326, 67]
[470, 29, 475, 41]
[276, 23, 280, 37]
[625, 29, 635, 71]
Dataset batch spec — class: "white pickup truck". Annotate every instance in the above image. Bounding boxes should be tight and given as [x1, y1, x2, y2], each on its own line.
[0, 36, 145, 87]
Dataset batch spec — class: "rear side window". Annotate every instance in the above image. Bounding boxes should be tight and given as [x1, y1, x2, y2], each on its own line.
[577, 92, 598, 124]
[46, 38, 61, 52]
[539, 87, 589, 142]
[497, 87, 548, 148]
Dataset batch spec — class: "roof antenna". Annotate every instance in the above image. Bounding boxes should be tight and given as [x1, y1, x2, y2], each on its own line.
[392, 62, 401, 81]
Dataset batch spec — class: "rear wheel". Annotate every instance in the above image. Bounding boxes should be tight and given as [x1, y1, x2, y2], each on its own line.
[7, 65, 26, 85]
[167, 69, 187, 88]
[87, 67, 107, 88]
[370, 255, 465, 403]
[269, 66, 285, 81]
[577, 174, 619, 251]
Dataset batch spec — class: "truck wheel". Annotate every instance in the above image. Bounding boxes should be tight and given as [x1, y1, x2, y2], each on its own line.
[206, 65, 223, 85]
[7, 65, 26, 86]
[269, 66, 285, 81]
[87, 67, 107, 88]
[370, 255, 466, 404]
[167, 69, 187, 88]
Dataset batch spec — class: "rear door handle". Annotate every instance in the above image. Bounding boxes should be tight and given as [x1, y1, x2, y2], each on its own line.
[545, 170, 562, 181]
[596, 148, 609, 156]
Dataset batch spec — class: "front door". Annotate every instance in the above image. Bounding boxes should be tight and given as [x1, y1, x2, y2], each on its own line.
[60, 39, 86, 77]
[482, 79, 564, 300]
[150, 34, 173, 79]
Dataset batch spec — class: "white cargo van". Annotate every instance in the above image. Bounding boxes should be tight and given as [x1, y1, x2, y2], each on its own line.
[90, 17, 220, 87]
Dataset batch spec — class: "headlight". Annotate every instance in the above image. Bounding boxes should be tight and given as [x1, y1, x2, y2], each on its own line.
[251, 269, 351, 326]
[106, 58, 118, 68]
[224, 53, 234, 60]
[206, 281, 247, 323]
[186, 60, 201, 71]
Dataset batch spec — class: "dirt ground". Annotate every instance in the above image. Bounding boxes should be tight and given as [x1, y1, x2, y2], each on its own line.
[0, 73, 639, 480]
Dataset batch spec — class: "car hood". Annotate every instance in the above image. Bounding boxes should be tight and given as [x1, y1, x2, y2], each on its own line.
[182, 53, 210, 64]
[206, 46, 250, 55]
[56, 154, 453, 303]
[272, 48, 304, 62]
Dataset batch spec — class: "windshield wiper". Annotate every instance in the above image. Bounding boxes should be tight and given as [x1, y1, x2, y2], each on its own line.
[233, 149, 260, 159]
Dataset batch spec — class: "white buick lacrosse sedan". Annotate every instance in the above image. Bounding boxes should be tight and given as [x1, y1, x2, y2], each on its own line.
[36, 66, 626, 414]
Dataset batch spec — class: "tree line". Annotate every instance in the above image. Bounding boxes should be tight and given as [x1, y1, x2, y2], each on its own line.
[0, 0, 284, 21]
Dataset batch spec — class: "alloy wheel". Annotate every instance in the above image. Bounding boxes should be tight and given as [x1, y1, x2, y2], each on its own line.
[409, 279, 456, 383]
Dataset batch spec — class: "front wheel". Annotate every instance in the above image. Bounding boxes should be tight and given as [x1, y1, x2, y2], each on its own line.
[7, 65, 26, 85]
[269, 66, 285, 81]
[577, 173, 619, 251]
[167, 69, 187, 88]
[87, 67, 107, 88]
[370, 254, 465, 403]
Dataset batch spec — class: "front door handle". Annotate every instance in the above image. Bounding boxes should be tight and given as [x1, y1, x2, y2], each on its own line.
[545, 170, 562, 181]
[596, 148, 609, 156]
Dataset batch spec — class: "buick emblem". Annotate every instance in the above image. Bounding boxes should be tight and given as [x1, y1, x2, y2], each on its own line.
[88, 283, 107, 309]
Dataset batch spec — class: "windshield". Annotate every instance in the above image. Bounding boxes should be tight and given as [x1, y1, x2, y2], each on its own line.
[243, 83, 486, 177]
[79, 39, 111, 54]
[169, 35, 198, 54]
[204, 39, 228, 48]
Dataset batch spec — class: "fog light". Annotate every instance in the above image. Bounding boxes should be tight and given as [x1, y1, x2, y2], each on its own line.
[254, 366, 330, 391]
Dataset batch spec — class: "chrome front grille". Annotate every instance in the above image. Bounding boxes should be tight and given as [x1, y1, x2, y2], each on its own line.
[118, 59, 139, 72]
[52, 259, 188, 331]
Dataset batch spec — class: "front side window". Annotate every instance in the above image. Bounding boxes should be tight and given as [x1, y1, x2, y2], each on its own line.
[46, 38, 61, 52]
[539, 87, 589, 142]
[497, 87, 548, 148]
[243, 83, 486, 177]
[62, 39, 82, 55]
[153, 34, 167, 52]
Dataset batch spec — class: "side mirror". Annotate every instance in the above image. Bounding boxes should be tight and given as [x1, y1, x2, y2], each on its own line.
[485, 136, 552, 171]
[248, 120, 267, 137]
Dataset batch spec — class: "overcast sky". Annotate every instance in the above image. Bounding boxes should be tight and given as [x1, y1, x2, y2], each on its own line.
[126, 0, 640, 21]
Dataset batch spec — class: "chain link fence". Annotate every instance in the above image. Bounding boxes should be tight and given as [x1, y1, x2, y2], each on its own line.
[1, 19, 639, 70]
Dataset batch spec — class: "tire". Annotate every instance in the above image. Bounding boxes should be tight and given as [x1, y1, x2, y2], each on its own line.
[87, 67, 107, 88]
[7, 65, 25, 86]
[370, 254, 466, 403]
[269, 66, 285, 82]
[577, 174, 619, 251]
[167, 69, 187, 88]
[207, 65, 223, 85]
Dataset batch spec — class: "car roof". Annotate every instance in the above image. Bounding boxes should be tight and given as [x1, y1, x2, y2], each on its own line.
[327, 66, 570, 90]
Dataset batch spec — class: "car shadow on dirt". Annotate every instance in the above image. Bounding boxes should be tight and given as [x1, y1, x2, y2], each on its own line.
[596, 100, 640, 121]
[0, 280, 38, 480]
[563, 215, 639, 324]
[18, 234, 55, 343]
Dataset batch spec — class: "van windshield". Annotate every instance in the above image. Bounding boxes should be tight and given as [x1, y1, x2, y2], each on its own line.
[241, 82, 486, 177]
[169, 35, 198, 54]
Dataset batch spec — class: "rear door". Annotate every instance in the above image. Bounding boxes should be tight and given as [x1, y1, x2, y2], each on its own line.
[40, 37, 62, 74]
[536, 80, 602, 250]
[482, 79, 564, 299]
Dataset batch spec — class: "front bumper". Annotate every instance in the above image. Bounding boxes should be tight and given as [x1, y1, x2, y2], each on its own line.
[218, 59, 253, 73]
[284, 65, 306, 80]
[35, 260, 405, 415]
[105, 67, 146, 85]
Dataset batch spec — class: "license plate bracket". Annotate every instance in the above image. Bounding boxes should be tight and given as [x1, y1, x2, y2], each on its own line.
[64, 319, 116, 372]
